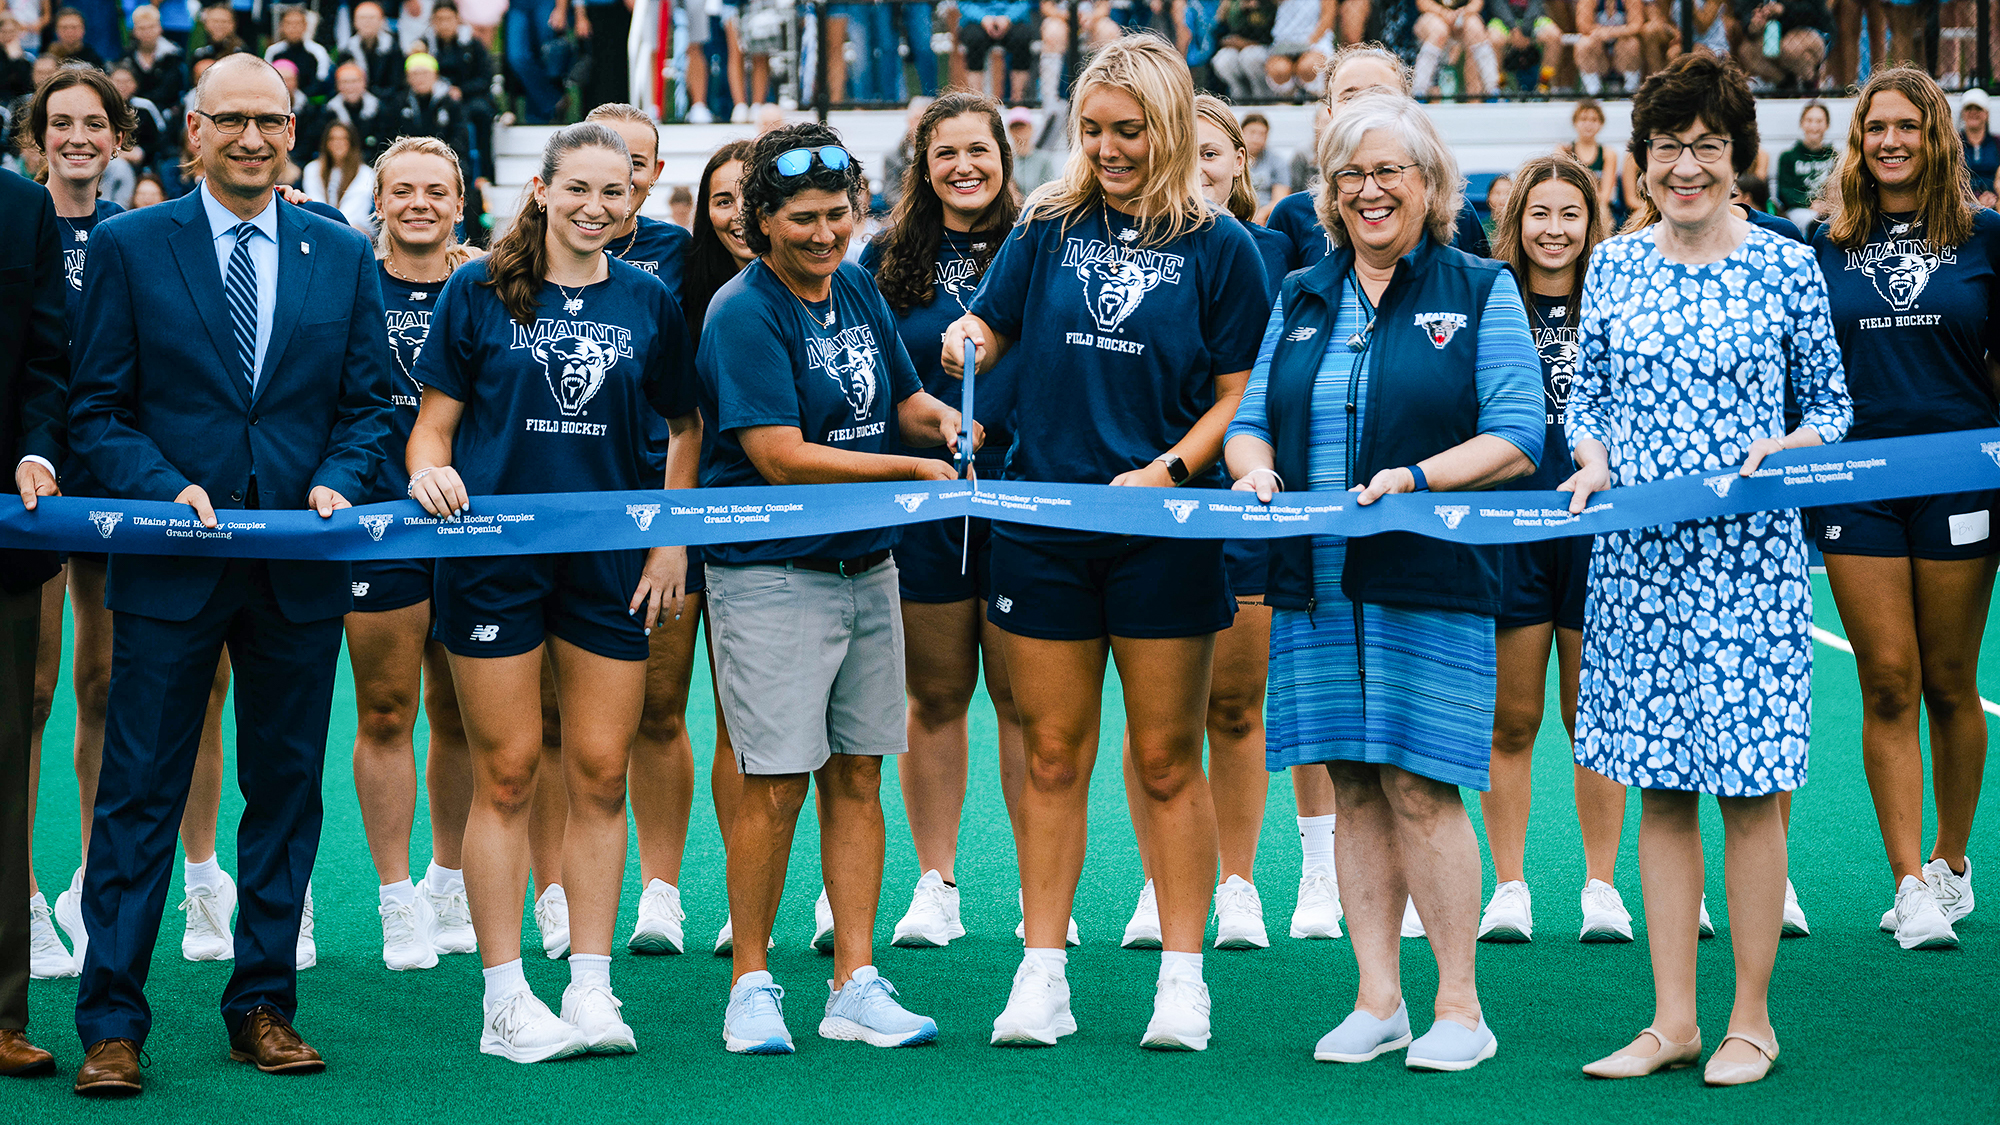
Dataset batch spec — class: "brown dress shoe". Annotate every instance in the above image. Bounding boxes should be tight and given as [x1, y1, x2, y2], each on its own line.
[228, 1007, 326, 1075]
[74, 1038, 143, 1097]
[0, 1029, 56, 1077]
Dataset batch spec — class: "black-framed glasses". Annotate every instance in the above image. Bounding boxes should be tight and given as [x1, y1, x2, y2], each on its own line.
[1647, 136, 1732, 165]
[774, 145, 852, 177]
[196, 110, 293, 136]
[1332, 162, 1418, 195]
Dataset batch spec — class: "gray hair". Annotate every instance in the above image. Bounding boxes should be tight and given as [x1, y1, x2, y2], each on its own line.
[1314, 91, 1464, 250]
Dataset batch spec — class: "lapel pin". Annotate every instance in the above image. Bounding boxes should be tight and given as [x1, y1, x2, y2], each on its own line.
[302, 242, 311, 254]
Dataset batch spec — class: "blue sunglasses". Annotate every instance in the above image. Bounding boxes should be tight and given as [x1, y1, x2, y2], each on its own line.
[773, 145, 852, 177]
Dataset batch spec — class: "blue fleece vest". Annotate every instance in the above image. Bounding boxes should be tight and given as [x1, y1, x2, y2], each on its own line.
[1262, 237, 1507, 615]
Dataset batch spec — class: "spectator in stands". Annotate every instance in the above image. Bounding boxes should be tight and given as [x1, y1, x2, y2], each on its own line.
[1775, 99, 1835, 227]
[1485, 0, 1563, 92]
[1264, 0, 1336, 100]
[459, 0, 505, 47]
[1288, 101, 1330, 191]
[420, 0, 494, 183]
[1240, 111, 1283, 206]
[1574, 0, 1644, 95]
[1007, 104, 1058, 194]
[1562, 99, 1618, 227]
[137, 0, 198, 49]
[282, 58, 333, 163]
[860, 1, 938, 104]
[328, 59, 390, 160]
[107, 63, 167, 177]
[267, 7, 334, 96]
[1211, 0, 1276, 100]
[385, 51, 472, 175]
[668, 183, 691, 227]
[0, 15, 32, 105]
[1483, 169, 1510, 232]
[396, 0, 435, 52]
[1650, 0, 1728, 70]
[1413, 0, 1500, 97]
[64, 0, 123, 63]
[304, 118, 376, 226]
[1735, 1, 1830, 93]
[122, 5, 190, 109]
[46, 7, 105, 68]
[503, 0, 574, 124]
[1879, 0, 1930, 72]
[190, 2, 248, 67]
[579, 0, 630, 112]
[1827, 0, 1876, 90]
[1962, 87, 1998, 206]
[961, 1, 1038, 104]
[880, 95, 930, 211]
[1038, 1, 1119, 107]
[339, 0, 405, 100]
[129, 168, 164, 204]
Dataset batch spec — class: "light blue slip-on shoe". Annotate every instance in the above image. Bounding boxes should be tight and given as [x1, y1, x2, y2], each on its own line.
[723, 970, 795, 1055]
[1313, 1003, 1412, 1063]
[818, 966, 938, 1048]
[1405, 1017, 1498, 1072]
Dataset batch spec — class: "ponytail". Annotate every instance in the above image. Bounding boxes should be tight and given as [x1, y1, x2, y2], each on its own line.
[481, 122, 628, 326]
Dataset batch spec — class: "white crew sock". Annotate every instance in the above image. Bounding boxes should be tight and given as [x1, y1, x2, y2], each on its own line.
[1299, 813, 1337, 871]
[1412, 41, 1443, 95]
[426, 860, 465, 892]
[570, 952, 611, 989]
[482, 958, 529, 1005]
[185, 855, 224, 889]
[1470, 40, 1499, 93]
[1025, 947, 1068, 973]
[379, 878, 417, 906]
[1581, 71, 1603, 95]
[1159, 950, 1204, 981]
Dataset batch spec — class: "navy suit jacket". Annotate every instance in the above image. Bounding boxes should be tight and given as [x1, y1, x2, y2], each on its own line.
[69, 189, 393, 623]
[0, 169, 67, 594]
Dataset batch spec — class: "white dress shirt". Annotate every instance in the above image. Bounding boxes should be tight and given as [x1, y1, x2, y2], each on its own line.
[199, 182, 280, 387]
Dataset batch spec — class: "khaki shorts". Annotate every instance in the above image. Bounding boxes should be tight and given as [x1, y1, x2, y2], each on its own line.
[707, 559, 907, 776]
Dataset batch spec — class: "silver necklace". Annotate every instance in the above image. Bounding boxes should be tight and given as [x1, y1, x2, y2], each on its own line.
[555, 282, 585, 315]
[774, 266, 836, 328]
[56, 214, 88, 243]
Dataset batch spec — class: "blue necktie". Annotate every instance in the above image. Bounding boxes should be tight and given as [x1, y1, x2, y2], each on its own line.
[225, 221, 259, 387]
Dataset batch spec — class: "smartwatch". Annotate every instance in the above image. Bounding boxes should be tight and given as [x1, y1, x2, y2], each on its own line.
[1154, 454, 1189, 485]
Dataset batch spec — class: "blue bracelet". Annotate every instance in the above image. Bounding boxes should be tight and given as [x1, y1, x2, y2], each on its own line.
[1407, 464, 1429, 492]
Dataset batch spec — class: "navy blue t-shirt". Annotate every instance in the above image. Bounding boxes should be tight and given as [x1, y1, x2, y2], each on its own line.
[412, 255, 697, 497]
[697, 259, 924, 565]
[1745, 206, 1804, 242]
[1814, 208, 2000, 441]
[968, 203, 1269, 546]
[373, 262, 439, 502]
[59, 199, 124, 327]
[613, 216, 692, 476]
[1501, 291, 1577, 492]
[858, 226, 1013, 476]
[1268, 190, 1488, 270]
[1246, 219, 1291, 300]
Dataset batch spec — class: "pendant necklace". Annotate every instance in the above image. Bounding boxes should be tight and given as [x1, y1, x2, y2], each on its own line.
[556, 282, 585, 316]
[57, 214, 88, 243]
[774, 265, 836, 329]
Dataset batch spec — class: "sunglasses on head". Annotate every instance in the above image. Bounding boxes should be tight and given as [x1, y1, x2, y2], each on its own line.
[774, 145, 852, 178]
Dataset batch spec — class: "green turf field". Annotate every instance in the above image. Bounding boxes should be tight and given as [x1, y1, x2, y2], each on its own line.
[4, 574, 1997, 1123]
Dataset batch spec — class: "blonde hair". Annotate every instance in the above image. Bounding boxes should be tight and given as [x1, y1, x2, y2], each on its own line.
[372, 135, 477, 268]
[584, 101, 660, 165]
[1822, 66, 1975, 251]
[1193, 94, 1257, 223]
[1314, 91, 1464, 249]
[1026, 34, 1210, 248]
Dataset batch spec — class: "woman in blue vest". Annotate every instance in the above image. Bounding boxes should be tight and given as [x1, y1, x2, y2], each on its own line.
[1224, 91, 1544, 1072]
[1562, 53, 1848, 1087]
[942, 36, 1271, 1053]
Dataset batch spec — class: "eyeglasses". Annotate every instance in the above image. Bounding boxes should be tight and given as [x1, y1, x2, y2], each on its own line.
[1646, 136, 1732, 165]
[196, 110, 294, 136]
[1332, 163, 1418, 194]
[773, 145, 852, 177]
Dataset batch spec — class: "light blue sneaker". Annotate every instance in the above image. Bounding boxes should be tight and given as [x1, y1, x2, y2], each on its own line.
[818, 966, 938, 1047]
[1405, 1016, 1498, 1072]
[723, 970, 795, 1055]
[1314, 1003, 1412, 1063]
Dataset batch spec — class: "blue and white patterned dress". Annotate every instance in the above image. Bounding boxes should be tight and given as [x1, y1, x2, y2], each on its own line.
[1569, 225, 1852, 797]
[1229, 271, 1545, 790]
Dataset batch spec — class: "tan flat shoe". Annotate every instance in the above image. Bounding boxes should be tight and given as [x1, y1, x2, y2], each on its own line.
[1703, 1031, 1780, 1086]
[1581, 1026, 1703, 1078]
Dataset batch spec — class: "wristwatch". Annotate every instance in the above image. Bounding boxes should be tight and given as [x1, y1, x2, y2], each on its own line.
[1154, 454, 1189, 485]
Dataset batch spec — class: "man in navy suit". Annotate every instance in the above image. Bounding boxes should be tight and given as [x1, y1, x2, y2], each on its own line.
[66, 53, 392, 1098]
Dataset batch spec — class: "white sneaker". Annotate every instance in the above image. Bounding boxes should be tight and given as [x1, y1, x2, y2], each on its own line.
[1477, 880, 1533, 943]
[1884, 875, 1959, 950]
[534, 884, 570, 960]
[1014, 888, 1080, 946]
[1213, 875, 1269, 950]
[990, 952, 1076, 1046]
[297, 884, 317, 970]
[892, 870, 965, 948]
[685, 102, 714, 124]
[561, 981, 638, 1054]
[482, 989, 589, 1063]
[628, 880, 686, 954]
[811, 887, 835, 952]
[380, 890, 441, 971]
[54, 868, 87, 970]
[1578, 879, 1634, 943]
[1924, 857, 1975, 923]
[715, 915, 775, 955]
[1782, 879, 1811, 937]
[1290, 865, 1343, 939]
[421, 877, 477, 955]
[29, 893, 76, 979]
[730, 102, 750, 123]
[1401, 898, 1424, 939]
[180, 871, 237, 962]
[1121, 880, 1163, 950]
[1140, 960, 1211, 1051]
[1698, 894, 1715, 938]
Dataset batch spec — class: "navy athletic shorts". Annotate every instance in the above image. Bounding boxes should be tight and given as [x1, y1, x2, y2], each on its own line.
[1808, 491, 1998, 561]
[1496, 535, 1591, 630]
[434, 549, 650, 660]
[987, 531, 1235, 641]
[896, 517, 992, 604]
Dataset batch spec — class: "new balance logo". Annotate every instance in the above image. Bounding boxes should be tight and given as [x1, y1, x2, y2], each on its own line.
[360, 513, 394, 541]
[352, 582, 371, 597]
[895, 493, 927, 513]
[88, 511, 123, 538]
[1434, 505, 1471, 530]
[1824, 526, 1842, 540]
[1285, 326, 1318, 342]
[1704, 475, 1735, 499]
[627, 503, 661, 531]
[993, 596, 1014, 614]
[1164, 498, 1199, 524]
[470, 624, 500, 642]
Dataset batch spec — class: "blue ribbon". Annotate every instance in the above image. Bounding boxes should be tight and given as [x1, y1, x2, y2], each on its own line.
[2, 429, 1992, 561]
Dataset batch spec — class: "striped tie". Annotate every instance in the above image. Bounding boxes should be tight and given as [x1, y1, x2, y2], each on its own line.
[225, 221, 260, 387]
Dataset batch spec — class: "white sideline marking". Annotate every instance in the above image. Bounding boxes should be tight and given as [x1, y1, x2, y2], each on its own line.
[1811, 625, 2000, 718]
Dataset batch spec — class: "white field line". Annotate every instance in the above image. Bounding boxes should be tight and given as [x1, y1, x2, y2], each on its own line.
[1811, 625, 2000, 718]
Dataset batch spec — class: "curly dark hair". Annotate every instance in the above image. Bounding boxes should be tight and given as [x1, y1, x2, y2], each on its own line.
[740, 122, 868, 256]
[1626, 49, 1759, 179]
[871, 92, 1017, 315]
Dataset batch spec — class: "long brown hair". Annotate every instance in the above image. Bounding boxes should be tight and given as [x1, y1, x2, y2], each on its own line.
[317, 119, 363, 205]
[1193, 94, 1256, 223]
[872, 91, 1017, 315]
[481, 122, 628, 326]
[1822, 66, 1976, 251]
[1495, 153, 1604, 300]
[14, 64, 136, 184]
[685, 139, 756, 343]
